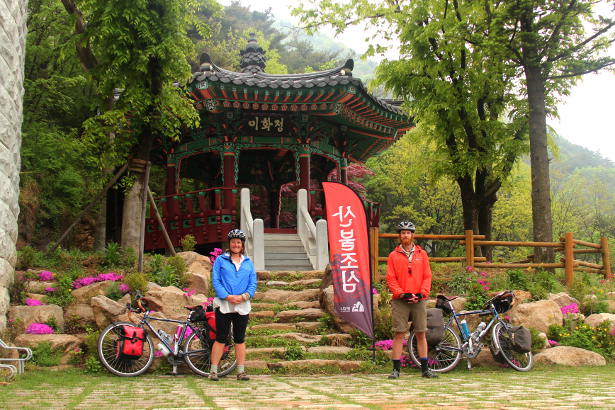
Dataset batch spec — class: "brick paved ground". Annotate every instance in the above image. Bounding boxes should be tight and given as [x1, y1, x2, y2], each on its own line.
[2, 366, 615, 409]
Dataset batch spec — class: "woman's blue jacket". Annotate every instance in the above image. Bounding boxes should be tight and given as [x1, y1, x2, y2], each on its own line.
[212, 253, 257, 299]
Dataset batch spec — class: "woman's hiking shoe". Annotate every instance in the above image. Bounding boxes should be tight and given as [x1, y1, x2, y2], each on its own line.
[208, 371, 219, 381]
[236, 372, 250, 381]
[387, 369, 400, 379]
[421, 369, 438, 378]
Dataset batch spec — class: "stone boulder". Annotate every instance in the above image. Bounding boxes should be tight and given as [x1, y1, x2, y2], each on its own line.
[91, 295, 128, 328]
[64, 304, 95, 323]
[255, 288, 320, 303]
[548, 292, 580, 308]
[320, 285, 354, 333]
[513, 290, 532, 304]
[288, 279, 321, 287]
[8, 304, 64, 331]
[584, 313, 615, 328]
[145, 286, 193, 317]
[71, 281, 113, 305]
[607, 292, 615, 300]
[276, 308, 324, 322]
[306, 346, 351, 354]
[14, 334, 81, 352]
[270, 333, 322, 343]
[508, 299, 563, 333]
[534, 346, 606, 366]
[471, 349, 502, 368]
[25, 281, 55, 294]
[286, 301, 320, 309]
[176, 251, 212, 295]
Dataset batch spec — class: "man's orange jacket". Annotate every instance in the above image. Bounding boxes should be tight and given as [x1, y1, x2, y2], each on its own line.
[386, 244, 432, 300]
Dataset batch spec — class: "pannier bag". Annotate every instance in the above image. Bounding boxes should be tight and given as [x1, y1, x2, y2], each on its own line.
[189, 305, 217, 340]
[426, 308, 445, 347]
[116, 325, 147, 360]
[510, 326, 532, 353]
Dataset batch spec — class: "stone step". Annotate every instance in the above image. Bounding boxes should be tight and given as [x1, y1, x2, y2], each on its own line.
[276, 308, 325, 322]
[264, 279, 321, 288]
[255, 288, 320, 302]
[265, 246, 307, 253]
[267, 359, 362, 372]
[257, 270, 324, 280]
[266, 253, 311, 261]
[265, 263, 313, 270]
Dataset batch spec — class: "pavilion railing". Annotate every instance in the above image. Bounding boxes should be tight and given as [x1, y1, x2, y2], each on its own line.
[297, 189, 328, 270]
[370, 228, 612, 287]
[240, 188, 264, 270]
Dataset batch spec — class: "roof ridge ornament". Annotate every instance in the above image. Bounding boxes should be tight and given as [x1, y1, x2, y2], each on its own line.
[240, 33, 266, 74]
[340, 59, 354, 76]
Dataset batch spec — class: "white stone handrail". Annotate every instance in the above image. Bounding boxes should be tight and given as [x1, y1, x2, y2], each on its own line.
[240, 188, 264, 270]
[297, 189, 329, 270]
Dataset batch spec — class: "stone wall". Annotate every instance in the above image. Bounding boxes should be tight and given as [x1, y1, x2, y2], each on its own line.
[0, 0, 26, 331]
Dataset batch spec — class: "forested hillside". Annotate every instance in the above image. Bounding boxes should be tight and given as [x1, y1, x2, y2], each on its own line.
[19, 0, 614, 257]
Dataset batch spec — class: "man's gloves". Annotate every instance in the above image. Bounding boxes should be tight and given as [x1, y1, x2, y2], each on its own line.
[400, 293, 424, 303]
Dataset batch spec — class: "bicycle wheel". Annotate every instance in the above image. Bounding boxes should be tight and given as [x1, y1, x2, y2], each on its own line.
[408, 326, 462, 373]
[184, 326, 237, 377]
[491, 322, 533, 371]
[98, 322, 154, 377]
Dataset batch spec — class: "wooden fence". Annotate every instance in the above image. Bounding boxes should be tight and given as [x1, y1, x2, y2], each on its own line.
[370, 229, 612, 287]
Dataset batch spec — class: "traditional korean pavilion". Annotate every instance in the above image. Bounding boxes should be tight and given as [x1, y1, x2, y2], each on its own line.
[144, 35, 412, 251]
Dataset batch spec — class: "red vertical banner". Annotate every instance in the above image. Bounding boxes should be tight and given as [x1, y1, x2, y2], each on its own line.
[323, 182, 373, 338]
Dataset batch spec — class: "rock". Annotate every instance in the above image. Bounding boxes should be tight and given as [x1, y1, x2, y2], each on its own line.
[270, 333, 322, 343]
[548, 292, 580, 308]
[24, 281, 56, 294]
[286, 301, 320, 309]
[534, 346, 606, 366]
[471, 349, 501, 368]
[8, 305, 64, 331]
[251, 302, 277, 310]
[288, 279, 321, 287]
[145, 286, 191, 317]
[508, 299, 563, 333]
[276, 308, 324, 322]
[295, 322, 321, 331]
[513, 290, 532, 304]
[538, 332, 550, 349]
[91, 295, 127, 328]
[64, 304, 95, 322]
[14, 334, 81, 355]
[251, 311, 275, 319]
[250, 323, 296, 331]
[607, 300, 615, 312]
[320, 285, 355, 333]
[267, 359, 361, 371]
[266, 281, 289, 287]
[425, 299, 436, 309]
[584, 313, 615, 328]
[245, 360, 268, 369]
[255, 288, 320, 303]
[607, 292, 615, 301]
[177, 251, 212, 295]
[451, 297, 467, 312]
[306, 346, 351, 354]
[250, 347, 290, 354]
[321, 333, 352, 346]
[72, 281, 113, 305]
[26, 293, 46, 301]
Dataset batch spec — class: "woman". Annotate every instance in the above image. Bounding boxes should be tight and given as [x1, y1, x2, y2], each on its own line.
[209, 228, 257, 381]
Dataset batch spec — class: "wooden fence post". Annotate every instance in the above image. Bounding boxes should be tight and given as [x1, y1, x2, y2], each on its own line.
[564, 232, 574, 287]
[464, 230, 474, 269]
[601, 237, 611, 279]
[370, 227, 379, 283]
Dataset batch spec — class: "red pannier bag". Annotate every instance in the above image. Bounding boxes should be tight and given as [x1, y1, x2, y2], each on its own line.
[205, 310, 217, 340]
[116, 325, 146, 360]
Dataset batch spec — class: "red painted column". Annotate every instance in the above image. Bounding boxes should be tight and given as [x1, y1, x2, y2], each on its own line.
[223, 148, 236, 210]
[299, 148, 311, 191]
[165, 164, 177, 195]
[340, 156, 348, 185]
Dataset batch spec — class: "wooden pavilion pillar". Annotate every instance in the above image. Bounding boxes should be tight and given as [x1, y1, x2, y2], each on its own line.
[299, 145, 311, 191]
[340, 156, 348, 185]
[223, 146, 236, 210]
[165, 163, 177, 195]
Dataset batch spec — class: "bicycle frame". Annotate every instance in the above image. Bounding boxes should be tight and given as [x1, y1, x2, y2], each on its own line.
[134, 310, 206, 358]
[443, 303, 507, 354]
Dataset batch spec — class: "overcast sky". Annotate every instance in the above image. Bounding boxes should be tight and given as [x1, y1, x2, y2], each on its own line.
[221, 0, 615, 162]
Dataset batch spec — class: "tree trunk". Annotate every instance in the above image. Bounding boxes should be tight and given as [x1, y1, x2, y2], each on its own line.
[478, 194, 496, 261]
[93, 201, 107, 251]
[524, 62, 554, 262]
[120, 169, 145, 251]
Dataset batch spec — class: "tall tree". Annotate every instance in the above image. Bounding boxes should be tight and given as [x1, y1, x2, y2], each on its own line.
[294, 0, 528, 257]
[491, 0, 615, 262]
[60, 0, 203, 250]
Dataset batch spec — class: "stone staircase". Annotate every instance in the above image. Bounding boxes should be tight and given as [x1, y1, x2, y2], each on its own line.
[246, 269, 365, 373]
[264, 233, 313, 271]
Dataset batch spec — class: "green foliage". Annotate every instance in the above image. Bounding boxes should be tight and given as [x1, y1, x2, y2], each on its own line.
[102, 243, 136, 269]
[447, 270, 473, 296]
[280, 343, 305, 361]
[146, 254, 187, 288]
[123, 272, 149, 294]
[45, 274, 74, 307]
[180, 235, 197, 252]
[16, 246, 41, 270]
[83, 328, 100, 357]
[373, 289, 392, 342]
[348, 330, 372, 349]
[64, 315, 94, 335]
[529, 328, 546, 355]
[31, 342, 62, 367]
[84, 355, 103, 373]
[105, 282, 124, 301]
[549, 319, 615, 360]
[568, 273, 614, 315]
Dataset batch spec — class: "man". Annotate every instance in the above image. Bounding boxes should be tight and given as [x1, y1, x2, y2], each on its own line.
[386, 221, 437, 378]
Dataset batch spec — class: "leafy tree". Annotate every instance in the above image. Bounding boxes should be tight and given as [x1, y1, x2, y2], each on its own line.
[293, 0, 528, 258]
[490, 0, 615, 261]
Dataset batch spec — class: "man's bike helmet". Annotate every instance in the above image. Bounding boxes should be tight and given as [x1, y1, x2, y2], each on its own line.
[227, 228, 247, 241]
[397, 221, 416, 233]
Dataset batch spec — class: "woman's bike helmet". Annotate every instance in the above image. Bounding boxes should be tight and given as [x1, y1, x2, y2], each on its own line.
[227, 228, 247, 241]
[397, 221, 416, 233]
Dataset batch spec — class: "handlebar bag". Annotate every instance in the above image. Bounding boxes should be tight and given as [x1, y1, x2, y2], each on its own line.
[510, 326, 532, 353]
[426, 308, 445, 347]
[116, 325, 147, 360]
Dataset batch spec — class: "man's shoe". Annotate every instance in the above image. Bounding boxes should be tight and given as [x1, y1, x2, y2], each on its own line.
[421, 369, 439, 378]
[208, 371, 219, 381]
[236, 372, 250, 381]
[387, 369, 400, 379]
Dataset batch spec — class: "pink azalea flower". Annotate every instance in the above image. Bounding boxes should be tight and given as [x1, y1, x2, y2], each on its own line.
[154, 350, 164, 358]
[182, 288, 196, 297]
[561, 303, 580, 315]
[119, 283, 130, 293]
[25, 298, 43, 306]
[609, 328, 615, 336]
[26, 323, 54, 334]
[372, 288, 379, 295]
[97, 273, 123, 282]
[38, 271, 54, 281]
[209, 248, 223, 263]
[548, 340, 560, 347]
[44, 287, 56, 293]
[465, 266, 474, 272]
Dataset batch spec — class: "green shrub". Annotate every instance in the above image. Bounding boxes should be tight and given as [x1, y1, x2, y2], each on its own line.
[123, 272, 148, 294]
[529, 327, 546, 354]
[348, 330, 372, 348]
[16, 246, 41, 270]
[180, 234, 196, 252]
[281, 343, 305, 360]
[8, 273, 27, 305]
[447, 270, 472, 295]
[103, 242, 136, 269]
[84, 355, 103, 373]
[548, 319, 615, 359]
[147, 254, 187, 287]
[45, 274, 74, 307]
[31, 342, 62, 367]
[64, 315, 94, 334]
[83, 328, 100, 356]
[105, 281, 124, 301]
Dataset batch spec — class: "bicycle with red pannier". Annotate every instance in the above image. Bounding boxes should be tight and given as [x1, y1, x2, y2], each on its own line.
[97, 292, 236, 377]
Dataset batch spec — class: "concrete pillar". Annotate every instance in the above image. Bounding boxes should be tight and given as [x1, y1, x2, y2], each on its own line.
[0, 0, 27, 331]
